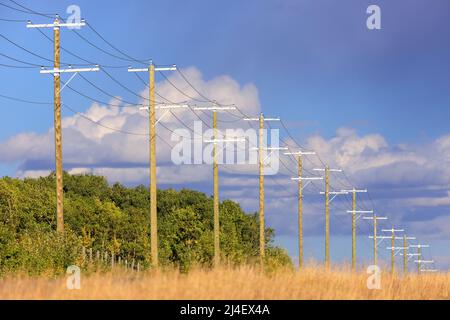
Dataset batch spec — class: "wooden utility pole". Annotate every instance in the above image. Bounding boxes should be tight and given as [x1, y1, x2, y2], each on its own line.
[401, 235, 416, 274]
[374, 216, 378, 265]
[314, 167, 345, 269]
[297, 155, 303, 268]
[417, 246, 422, 273]
[149, 63, 157, 268]
[391, 231, 395, 275]
[342, 189, 370, 272]
[195, 105, 238, 267]
[27, 16, 98, 233]
[325, 167, 330, 268]
[259, 114, 265, 263]
[53, 22, 63, 232]
[213, 110, 219, 267]
[285, 150, 320, 269]
[244, 114, 282, 264]
[364, 213, 387, 266]
[403, 235, 407, 274]
[410, 244, 430, 273]
[381, 227, 404, 276]
[128, 63, 182, 268]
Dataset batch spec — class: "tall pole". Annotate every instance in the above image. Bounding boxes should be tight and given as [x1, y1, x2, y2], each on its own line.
[53, 18, 63, 233]
[314, 167, 345, 269]
[342, 189, 369, 272]
[391, 230, 395, 276]
[244, 114, 282, 265]
[351, 190, 356, 271]
[417, 246, 422, 273]
[403, 235, 407, 274]
[364, 214, 387, 266]
[149, 63, 158, 268]
[325, 166, 330, 269]
[381, 227, 404, 276]
[373, 215, 377, 265]
[27, 17, 98, 234]
[129, 64, 179, 268]
[213, 110, 220, 267]
[285, 150, 320, 270]
[196, 105, 239, 267]
[297, 155, 303, 269]
[259, 113, 265, 264]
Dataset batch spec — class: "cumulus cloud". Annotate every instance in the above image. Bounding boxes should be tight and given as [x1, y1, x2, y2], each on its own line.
[0, 67, 261, 185]
[2, 68, 450, 254]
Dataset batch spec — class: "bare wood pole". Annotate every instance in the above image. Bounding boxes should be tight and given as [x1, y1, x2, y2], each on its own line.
[381, 227, 404, 276]
[213, 110, 220, 267]
[196, 105, 239, 267]
[259, 113, 265, 264]
[244, 114, 282, 265]
[285, 151, 319, 270]
[297, 155, 303, 269]
[27, 18, 98, 234]
[128, 64, 178, 269]
[400, 236, 416, 274]
[410, 244, 430, 273]
[149, 63, 158, 268]
[315, 167, 345, 270]
[373, 215, 378, 265]
[325, 166, 330, 269]
[53, 19, 63, 233]
[403, 235, 407, 274]
[342, 189, 369, 272]
[417, 246, 422, 273]
[351, 190, 356, 271]
[391, 230, 396, 276]
[364, 214, 387, 266]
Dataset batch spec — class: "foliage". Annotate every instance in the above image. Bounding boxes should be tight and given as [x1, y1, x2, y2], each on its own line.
[0, 173, 291, 274]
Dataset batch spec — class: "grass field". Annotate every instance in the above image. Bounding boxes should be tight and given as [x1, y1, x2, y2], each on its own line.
[0, 265, 449, 300]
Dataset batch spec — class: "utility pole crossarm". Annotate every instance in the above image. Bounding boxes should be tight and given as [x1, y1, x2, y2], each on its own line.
[363, 216, 387, 220]
[193, 106, 236, 111]
[40, 66, 100, 74]
[291, 176, 323, 181]
[128, 64, 177, 73]
[140, 104, 190, 110]
[251, 147, 289, 150]
[27, 17, 86, 29]
[244, 117, 280, 121]
[313, 168, 343, 172]
[284, 151, 316, 156]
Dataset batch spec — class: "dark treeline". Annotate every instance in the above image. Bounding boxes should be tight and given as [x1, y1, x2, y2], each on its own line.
[0, 173, 291, 274]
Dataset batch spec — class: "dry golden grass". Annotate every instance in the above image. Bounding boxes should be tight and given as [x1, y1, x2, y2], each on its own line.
[0, 265, 449, 300]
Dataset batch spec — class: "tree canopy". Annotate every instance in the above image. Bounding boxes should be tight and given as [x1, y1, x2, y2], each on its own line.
[0, 173, 291, 274]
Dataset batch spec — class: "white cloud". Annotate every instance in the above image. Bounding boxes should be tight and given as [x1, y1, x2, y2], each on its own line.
[0, 67, 261, 184]
[3, 68, 450, 242]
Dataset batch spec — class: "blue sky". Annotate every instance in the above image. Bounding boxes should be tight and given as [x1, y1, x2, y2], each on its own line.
[1, 0, 450, 270]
